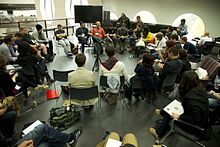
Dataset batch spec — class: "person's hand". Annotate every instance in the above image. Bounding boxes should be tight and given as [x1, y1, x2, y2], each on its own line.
[0, 103, 7, 117]
[157, 63, 164, 69]
[12, 72, 18, 82]
[172, 113, 180, 120]
[17, 140, 34, 147]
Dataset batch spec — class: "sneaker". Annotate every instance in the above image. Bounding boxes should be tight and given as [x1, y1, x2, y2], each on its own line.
[155, 109, 161, 116]
[68, 126, 83, 147]
[149, 127, 159, 139]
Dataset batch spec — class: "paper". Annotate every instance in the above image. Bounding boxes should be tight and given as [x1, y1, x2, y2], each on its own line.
[22, 120, 43, 135]
[106, 138, 122, 147]
[195, 67, 208, 79]
[163, 99, 184, 116]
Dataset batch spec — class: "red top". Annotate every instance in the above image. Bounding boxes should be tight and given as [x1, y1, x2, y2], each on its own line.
[91, 27, 106, 38]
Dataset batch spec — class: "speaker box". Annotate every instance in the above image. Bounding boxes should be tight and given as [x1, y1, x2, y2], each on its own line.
[103, 11, 110, 21]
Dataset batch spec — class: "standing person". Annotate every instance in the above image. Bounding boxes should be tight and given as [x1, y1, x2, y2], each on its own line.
[117, 13, 130, 29]
[55, 24, 73, 57]
[178, 19, 188, 36]
[90, 21, 106, 54]
[76, 21, 89, 53]
[134, 15, 143, 29]
[117, 23, 128, 54]
[149, 71, 209, 140]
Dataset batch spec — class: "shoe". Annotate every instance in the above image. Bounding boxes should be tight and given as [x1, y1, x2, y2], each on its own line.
[68, 126, 83, 147]
[149, 127, 159, 139]
[155, 109, 161, 116]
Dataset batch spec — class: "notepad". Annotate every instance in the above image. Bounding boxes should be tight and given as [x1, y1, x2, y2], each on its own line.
[163, 99, 184, 116]
[22, 120, 43, 135]
[106, 138, 122, 147]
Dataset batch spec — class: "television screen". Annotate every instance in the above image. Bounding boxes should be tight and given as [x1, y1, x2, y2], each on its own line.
[74, 5, 102, 23]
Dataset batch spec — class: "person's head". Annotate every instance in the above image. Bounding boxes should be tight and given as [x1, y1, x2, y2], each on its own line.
[170, 34, 179, 42]
[121, 23, 126, 29]
[108, 23, 113, 29]
[142, 25, 150, 38]
[17, 41, 37, 54]
[36, 24, 43, 32]
[75, 53, 86, 67]
[0, 52, 7, 71]
[180, 19, 186, 25]
[136, 16, 141, 21]
[80, 21, 85, 28]
[180, 36, 187, 44]
[179, 49, 188, 60]
[96, 21, 101, 28]
[20, 27, 29, 35]
[57, 24, 62, 30]
[121, 13, 126, 18]
[179, 70, 201, 97]
[156, 32, 164, 41]
[165, 40, 175, 49]
[204, 32, 210, 37]
[167, 46, 179, 59]
[14, 32, 22, 40]
[105, 46, 115, 57]
[142, 53, 154, 68]
[3, 35, 14, 45]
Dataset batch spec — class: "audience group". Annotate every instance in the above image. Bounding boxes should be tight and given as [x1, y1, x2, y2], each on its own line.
[0, 13, 220, 147]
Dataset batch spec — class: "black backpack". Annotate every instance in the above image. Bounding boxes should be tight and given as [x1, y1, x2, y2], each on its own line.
[49, 106, 80, 131]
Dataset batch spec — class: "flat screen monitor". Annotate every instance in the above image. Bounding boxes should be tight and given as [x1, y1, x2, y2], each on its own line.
[74, 5, 102, 23]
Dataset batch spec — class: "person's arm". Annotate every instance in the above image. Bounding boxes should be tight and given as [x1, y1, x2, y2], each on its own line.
[210, 90, 220, 100]
[102, 28, 106, 38]
[159, 62, 170, 80]
[17, 140, 34, 147]
[121, 62, 128, 80]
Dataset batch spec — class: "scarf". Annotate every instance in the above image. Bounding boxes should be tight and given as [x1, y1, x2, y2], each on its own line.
[101, 57, 118, 71]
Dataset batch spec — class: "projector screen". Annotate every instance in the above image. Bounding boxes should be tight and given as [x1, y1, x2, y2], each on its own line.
[74, 5, 102, 23]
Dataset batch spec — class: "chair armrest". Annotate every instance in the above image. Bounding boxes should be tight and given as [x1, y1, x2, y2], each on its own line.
[173, 119, 205, 131]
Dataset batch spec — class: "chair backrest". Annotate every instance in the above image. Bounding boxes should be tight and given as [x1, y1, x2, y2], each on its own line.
[69, 86, 98, 100]
[162, 74, 178, 88]
[100, 75, 125, 88]
[132, 77, 145, 89]
[53, 69, 74, 82]
[202, 41, 215, 55]
[200, 57, 220, 80]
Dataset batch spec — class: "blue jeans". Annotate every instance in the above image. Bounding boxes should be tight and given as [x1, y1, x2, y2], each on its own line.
[15, 124, 70, 147]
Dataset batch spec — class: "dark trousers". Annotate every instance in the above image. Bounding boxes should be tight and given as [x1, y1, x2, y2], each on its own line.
[15, 124, 70, 147]
[0, 110, 17, 138]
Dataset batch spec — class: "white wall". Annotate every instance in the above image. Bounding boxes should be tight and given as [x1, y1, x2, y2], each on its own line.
[0, 0, 35, 4]
[103, 0, 220, 37]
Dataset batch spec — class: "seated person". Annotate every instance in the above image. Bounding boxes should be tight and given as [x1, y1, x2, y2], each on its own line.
[197, 32, 214, 54]
[142, 25, 154, 44]
[157, 47, 183, 92]
[0, 103, 17, 146]
[150, 71, 209, 139]
[14, 124, 82, 147]
[134, 15, 144, 29]
[76, 21, 89, 53]
[90, 21, 106, 54]
[68, 53, 98, 107]
[32, 24, 49, 44]
[19, 27, 50, 60]
[0, 35, 18, 64]
[170, 34, 182, 49]
[177, 19, 188, 36]
[105, 23, 117, 47]
[55, 24, 73, 56]
[125, 53, 157, 104]
[180, 36, 200, 60]
[117, 23, 128, 54]
[130, 24, 142, 54]
[117, 13, 130, 29]
[96, 132, 138, 147]
[100, 46, 128, 80]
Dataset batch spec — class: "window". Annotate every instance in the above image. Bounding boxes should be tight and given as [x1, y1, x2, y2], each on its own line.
[65, 0, 88, 25]
[40, 0, 55, 23]
[132, 11, 157, 24]
[172, 13, 205, 38]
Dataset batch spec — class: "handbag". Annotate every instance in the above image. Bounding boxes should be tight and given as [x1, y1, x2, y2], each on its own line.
[136, 38, 145, 47]
[46, 85, 59, 100]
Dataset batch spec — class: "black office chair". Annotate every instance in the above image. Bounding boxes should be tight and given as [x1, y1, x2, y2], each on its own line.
[99, 75, 125, 105]
[162, 74, 178, 98]
[200, 41, 215, 56]
[156, 119, 211, 147]
[52, 69, 74, 97]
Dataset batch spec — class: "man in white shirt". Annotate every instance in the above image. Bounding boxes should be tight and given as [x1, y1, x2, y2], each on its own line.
[197, 32, 213, 47]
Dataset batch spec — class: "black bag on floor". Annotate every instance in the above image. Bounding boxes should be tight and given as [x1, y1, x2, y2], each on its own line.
[49, 106, 80, 131]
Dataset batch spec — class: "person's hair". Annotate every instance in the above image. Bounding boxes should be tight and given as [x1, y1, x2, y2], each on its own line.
[142, 53, 154, 68]
[181, 36, 187, 42]
[14, 32, 22, 38]
[179, 49, 188, 60]
[36, 24, 43, 31]
[136, 16, 140, 19]
[19, 27, 27, 32]
[168, 46, 179, 56]
[105, 46, 115, 57]
[75, 53, 86, 67]
[108, 23, 113, 27]
[79, 21, 84, 25]
[178, 70, 201, 97]
[143, 26, 150, 38]
[17, 41, 37, 55]
[204, 32, 209, 37]
[156, 32, 163, 40]
[3, 35, 13, 44]
[170, 34, 179, 41]
[121, 23, 125, 27]
[57, 24, 62, 28]
[181, 19, 186, 23]
[0, 52, 7, 71]
[165, 40, 175, 49]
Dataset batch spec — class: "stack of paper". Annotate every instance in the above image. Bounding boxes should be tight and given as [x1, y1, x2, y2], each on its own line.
[106, 138, 122, 147]
[163, 100, 184, 116]
[22, 120, 43, 135]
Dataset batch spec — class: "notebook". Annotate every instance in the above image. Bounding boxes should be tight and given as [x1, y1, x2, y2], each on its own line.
[163, 99, 184, 116]
[106, 138, 122, 147]
[22, 120, 43, 135]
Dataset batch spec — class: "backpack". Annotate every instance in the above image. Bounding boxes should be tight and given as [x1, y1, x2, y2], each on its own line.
[49, 106, 80, 131]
